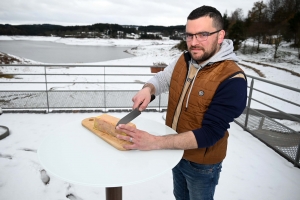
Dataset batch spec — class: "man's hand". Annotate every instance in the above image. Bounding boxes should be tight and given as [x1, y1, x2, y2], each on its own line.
[116, 124, 198, 151]
[116, 124, 160, 150]
[132, 83, 155, 111]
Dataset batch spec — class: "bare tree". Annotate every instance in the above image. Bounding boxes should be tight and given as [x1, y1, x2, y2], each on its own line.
[248, 1, 268, 53]
[266, 0, 300, 59]
[231, 8, 245, 22]
[266, 0, 282, 21]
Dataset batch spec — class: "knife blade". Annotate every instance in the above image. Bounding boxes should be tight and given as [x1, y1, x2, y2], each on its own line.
[116, 94, 155, 126]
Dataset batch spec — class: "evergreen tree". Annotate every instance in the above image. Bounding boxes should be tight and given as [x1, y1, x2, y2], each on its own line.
[228, 20, 245, 50]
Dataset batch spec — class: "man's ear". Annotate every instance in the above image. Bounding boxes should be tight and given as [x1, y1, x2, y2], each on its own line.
[218, 30, 226, 44]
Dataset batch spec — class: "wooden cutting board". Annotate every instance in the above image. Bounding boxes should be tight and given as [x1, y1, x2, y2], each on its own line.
[81, 117, 131, 151]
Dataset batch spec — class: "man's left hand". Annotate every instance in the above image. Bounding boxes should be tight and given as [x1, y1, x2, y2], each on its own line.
[116, 124, 159, 150]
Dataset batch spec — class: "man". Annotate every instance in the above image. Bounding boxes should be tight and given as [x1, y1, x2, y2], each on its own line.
[116, 5, 247, 200]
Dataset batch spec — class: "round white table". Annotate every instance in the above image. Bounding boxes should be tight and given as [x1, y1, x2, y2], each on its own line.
[38, 116, 183, 200]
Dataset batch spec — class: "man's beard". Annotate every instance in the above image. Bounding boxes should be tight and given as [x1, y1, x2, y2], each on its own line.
[188, 38, 219, 63]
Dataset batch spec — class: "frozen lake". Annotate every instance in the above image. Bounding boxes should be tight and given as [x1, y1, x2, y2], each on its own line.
[0, 40, 134, 63]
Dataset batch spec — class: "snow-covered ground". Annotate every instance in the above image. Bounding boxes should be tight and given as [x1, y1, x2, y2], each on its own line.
[0, 36, 300, 200]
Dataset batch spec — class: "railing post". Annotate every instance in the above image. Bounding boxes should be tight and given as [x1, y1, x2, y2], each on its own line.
[104, 65, 106, 112]
[44, 66, 50, 113]
[244, 78, 254, 130]
[159, 94, 161, 112]
[295, 142, 300, 167]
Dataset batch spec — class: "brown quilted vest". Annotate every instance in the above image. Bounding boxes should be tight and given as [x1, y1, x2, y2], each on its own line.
[165, 53, 244, 164]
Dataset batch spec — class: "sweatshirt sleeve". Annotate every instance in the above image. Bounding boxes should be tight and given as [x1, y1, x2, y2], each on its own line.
[192, 77, 247, 148]
[147, 55, 181, 96]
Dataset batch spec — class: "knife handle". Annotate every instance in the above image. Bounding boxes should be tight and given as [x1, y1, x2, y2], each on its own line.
[138, 94, 155, 108]
[150, 94, 156, 103]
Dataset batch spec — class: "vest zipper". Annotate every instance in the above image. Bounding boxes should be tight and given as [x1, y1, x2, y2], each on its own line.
[171, 77, 192, 130]
[171, 64, 198, 131]
[184, 78, 193, 111]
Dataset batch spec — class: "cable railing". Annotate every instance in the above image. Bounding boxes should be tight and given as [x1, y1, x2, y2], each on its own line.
[0, 64, 299, 167]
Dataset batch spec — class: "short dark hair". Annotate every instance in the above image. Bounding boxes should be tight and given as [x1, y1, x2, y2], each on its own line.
[187, 6, 224, 30]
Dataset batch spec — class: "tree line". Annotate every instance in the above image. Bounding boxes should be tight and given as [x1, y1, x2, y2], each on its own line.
[0, 22, 185, 40]
[0, 23, 137, 38]
[0, 0, 299, 58]
[224, 0, 300, 59]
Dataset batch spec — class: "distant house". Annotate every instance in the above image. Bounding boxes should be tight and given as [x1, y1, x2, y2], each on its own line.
[126, 33, 140, 39]
[147, 32, 162, 37]
[263, 35, 282, 45]
[116, 31, 124, 38]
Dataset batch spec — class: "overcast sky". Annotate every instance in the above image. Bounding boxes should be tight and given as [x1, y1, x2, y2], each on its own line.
[0, 0, 259, 26]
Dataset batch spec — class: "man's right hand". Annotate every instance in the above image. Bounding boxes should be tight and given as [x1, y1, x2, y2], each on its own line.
[132, 84, 154, 111]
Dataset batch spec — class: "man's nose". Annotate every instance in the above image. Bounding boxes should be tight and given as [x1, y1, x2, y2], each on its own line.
[190, 35, 199, 45]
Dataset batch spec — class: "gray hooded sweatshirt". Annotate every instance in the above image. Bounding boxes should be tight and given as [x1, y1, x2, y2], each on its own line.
[147, 39, 239, 101]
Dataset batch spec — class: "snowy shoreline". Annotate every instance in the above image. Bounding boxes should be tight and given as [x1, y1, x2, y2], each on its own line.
[0, 35, 182, 65]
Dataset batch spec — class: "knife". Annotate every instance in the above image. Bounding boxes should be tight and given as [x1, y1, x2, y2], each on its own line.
[116, 94, 155, 126]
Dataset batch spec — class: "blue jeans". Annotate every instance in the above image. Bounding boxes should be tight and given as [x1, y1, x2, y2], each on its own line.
[172, 159, 222, 200]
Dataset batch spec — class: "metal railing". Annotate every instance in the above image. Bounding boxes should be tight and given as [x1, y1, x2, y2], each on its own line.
[0, 64, 168, 112]
[234, 74, 300, 167]
[1, 64, 300, 167]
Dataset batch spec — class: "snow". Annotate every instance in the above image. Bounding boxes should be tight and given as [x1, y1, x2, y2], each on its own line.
[0, 36, 300, 200]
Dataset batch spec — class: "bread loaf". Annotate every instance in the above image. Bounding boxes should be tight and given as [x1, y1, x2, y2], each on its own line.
[94, 114, 136, 137]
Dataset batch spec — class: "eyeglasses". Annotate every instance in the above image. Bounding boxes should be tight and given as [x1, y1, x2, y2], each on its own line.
[184, 30, 221, 42]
